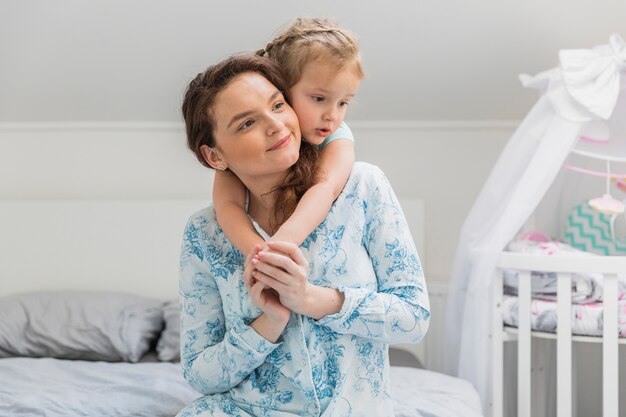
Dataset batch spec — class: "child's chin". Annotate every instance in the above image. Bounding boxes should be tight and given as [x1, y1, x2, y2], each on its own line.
[302, 134, 324, 146]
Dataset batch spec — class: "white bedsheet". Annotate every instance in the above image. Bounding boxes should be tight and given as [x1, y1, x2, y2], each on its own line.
[0, 358, 483, 417]
[390, 367, 483, 417]
[0, 357, 197, 417]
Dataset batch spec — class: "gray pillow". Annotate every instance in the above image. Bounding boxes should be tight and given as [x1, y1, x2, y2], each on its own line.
[0, 291, 164, 362]
[156, 299, 180, 362]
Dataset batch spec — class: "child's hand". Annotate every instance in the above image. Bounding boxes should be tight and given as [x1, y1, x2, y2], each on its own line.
[243, 244, 262, 288]
[243, 243, 270, 287]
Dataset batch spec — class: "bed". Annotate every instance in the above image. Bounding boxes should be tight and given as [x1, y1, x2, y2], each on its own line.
[0, 200, 484, 417]
[0, 284, 483, 417]
[0, 356, 482, 417]
[0, 125, 483, 417]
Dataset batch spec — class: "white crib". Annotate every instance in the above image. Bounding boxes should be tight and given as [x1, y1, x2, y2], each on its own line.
[491, 252, 626, 417]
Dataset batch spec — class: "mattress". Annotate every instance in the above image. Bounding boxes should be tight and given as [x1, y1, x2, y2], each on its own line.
[502, 294, 626, 337]
[0, 358, 483, 417]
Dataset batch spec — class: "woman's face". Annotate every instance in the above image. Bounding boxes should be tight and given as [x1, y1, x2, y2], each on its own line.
[209, 72, 301, 182]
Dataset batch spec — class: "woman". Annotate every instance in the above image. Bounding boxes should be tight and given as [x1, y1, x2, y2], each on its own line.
[178, 53, 430, 417]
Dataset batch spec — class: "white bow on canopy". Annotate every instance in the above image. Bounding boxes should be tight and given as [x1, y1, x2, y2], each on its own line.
[444, 34, 626, 413]
[561, 34, 626, 120]
[520, 34, 626, 122]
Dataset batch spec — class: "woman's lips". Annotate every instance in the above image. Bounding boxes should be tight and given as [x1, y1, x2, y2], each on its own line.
[267, 134, 292, 151]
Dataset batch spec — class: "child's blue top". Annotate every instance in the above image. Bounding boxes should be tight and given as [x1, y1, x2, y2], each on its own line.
[320, 121, 354, 148]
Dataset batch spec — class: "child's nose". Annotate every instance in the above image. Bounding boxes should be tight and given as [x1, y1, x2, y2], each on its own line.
[323, 106, 339, 122]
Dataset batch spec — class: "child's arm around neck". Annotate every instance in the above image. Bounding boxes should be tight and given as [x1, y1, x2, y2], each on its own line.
[213, 170, 265, 255]
[272, 138, 355, 245]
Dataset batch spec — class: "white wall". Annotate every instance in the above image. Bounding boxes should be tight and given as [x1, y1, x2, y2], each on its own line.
[1, 1, 625, 122]
[352, 122, 512, 281]
[0, 121, 511, 284]
[1, 1, 623, 280]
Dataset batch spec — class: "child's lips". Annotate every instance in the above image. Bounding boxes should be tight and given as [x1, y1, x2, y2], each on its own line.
[315, 128, 331, 137]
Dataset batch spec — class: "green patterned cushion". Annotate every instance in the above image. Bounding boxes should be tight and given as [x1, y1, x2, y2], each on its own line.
[563, 200, 626, 256]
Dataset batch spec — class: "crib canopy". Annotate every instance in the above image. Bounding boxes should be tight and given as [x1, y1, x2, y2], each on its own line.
[444, 34, 626, 409]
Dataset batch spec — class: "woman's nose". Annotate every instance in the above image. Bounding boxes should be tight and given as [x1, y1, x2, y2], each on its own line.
[266, 114, 285, 135]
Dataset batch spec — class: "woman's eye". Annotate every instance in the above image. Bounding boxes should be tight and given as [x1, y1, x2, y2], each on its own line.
[273, 101, 285, 111]
[238, 120, 254, 131]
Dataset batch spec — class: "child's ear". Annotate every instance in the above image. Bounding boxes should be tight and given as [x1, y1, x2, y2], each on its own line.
[200, 145, 228, 171]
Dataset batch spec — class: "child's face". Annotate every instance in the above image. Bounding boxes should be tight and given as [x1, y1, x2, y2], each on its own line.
[289, 59, 361, 145]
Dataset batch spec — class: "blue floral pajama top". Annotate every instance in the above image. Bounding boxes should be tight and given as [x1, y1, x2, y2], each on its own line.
[177, 162, 430, 417]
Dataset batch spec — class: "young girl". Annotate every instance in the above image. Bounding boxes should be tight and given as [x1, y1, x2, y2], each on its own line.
[213, 17, 364, 264]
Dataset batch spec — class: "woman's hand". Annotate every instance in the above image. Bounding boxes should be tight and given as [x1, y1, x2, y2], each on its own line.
[251, 241, 312, 314]
[245, 244, 291, 324]
[248, 279, 291, 325]
[252, 241, 345, 320]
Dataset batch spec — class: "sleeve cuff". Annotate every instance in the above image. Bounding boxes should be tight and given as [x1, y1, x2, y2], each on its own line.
[315, 285, 359, 328]
[230, 317, 282, 356]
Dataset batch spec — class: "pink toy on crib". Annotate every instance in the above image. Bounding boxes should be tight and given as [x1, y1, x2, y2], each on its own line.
[517, 230, 551, 242]
[583, 160, 626, 215]
[589, 194, 625, 215]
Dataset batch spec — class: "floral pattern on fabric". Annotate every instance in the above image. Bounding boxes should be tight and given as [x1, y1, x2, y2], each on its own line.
[177, 162, 429, 417]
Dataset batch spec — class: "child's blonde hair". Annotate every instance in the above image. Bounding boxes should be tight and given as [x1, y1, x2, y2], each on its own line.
[258, 17, 365, 87]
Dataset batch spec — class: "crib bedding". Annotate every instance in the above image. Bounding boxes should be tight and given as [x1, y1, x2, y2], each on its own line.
[501, 239, 626, 337]
[502, 294, 626, 337]
[503, 264, 626, 305]
[504, 240, 626, 304]
[503, 269, 605, 304]
[0, 358, 483, 417]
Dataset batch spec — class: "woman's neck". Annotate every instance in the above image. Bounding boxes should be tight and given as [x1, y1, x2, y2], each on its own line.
[247, 191, 277, 234]
[240, 172, 286, 235]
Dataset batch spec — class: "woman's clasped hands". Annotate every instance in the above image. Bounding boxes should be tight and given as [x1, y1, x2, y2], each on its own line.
[243, 242, 343, 321]
[242, 243, 290, 324]
[244, 241, 309, 313]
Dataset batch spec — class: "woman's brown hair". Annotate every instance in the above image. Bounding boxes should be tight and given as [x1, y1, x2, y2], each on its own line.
[181, 53, 320, 232]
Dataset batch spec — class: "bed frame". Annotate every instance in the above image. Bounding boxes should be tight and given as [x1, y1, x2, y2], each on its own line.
[0, 197, 424, 298]
[0, 197, 424, 297]
[0, 199, 208, 299]
[491, 252, 626, 417]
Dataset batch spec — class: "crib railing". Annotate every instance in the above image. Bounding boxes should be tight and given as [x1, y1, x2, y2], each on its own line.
[491, 253, 626, 417]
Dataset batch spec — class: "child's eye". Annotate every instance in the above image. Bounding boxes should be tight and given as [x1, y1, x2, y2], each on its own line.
[339, 101, 351, 107]
[312, 96, 325, 102]
[238, 119, 254, 131]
